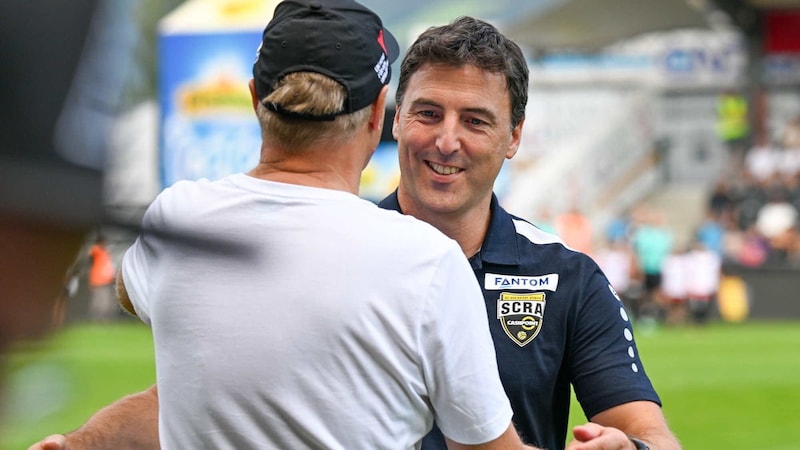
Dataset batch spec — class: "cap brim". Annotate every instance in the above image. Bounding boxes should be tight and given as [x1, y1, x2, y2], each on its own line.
[382, 26, 400, 64]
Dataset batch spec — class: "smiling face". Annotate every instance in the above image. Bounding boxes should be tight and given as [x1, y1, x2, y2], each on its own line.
[394, 63, 522, 223]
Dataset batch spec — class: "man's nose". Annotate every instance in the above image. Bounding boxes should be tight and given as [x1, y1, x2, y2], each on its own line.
[435, 115, 461, 155]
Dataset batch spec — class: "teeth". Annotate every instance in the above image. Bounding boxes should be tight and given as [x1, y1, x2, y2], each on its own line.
[429, 162, 461, 175]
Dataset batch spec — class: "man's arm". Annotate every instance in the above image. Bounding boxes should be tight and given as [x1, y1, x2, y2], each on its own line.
[27, 384, 160, 450]
[28, 270, 157, 450]
[116, 270, 136, 317]
[567, 401, 682, 450]
[445, 423, 540, 450]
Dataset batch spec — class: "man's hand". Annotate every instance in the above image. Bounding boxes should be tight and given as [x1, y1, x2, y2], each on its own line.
[566, 423, 635, 450]
[28, 434, 68, 450]
[25, 384, 160, 450]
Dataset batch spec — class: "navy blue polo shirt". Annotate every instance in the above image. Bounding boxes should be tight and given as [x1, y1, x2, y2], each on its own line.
[378, 191, 661, 450]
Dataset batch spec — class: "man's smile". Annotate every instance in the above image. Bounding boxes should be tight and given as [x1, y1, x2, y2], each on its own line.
[427, 161, 463, 175]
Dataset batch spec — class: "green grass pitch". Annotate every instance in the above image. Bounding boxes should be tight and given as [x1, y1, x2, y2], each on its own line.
[3, 320, 800, 449]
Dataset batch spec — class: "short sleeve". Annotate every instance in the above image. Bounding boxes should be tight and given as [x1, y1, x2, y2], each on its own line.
[419, 243, 513, 445]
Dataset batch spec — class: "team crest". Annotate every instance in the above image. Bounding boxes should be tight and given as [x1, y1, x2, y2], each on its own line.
[497, 292, 546, 347]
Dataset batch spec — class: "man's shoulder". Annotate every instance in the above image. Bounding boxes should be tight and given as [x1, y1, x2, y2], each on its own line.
[499, 213, 602, 275]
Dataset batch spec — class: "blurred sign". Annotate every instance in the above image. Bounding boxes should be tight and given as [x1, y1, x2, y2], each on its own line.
[360, 142, 401, 202]
[157, 0, 279, 188]
[765, 10, 800, 55]
[530, 29, 746, 88]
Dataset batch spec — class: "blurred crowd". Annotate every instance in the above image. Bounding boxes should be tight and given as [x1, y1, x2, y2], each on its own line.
[590, 204, 723, 327]
[539, 115, 800, 327]
[707, 115, 800, 268]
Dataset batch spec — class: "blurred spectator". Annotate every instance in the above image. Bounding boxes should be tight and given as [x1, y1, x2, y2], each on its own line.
[744, 139, 779, 183]
[554, 205, 593, 255]
[715, 89, 750, 168]
[724, 225, 769, 268]
[787, 173, 800, 224]
[695, 208, 725, 257]
[593, 237, 635, 312]
[660, 245, 689, 326]
[684, 240, 722, 325]
[778, 118, 800, 199]
[605, 209, 633, 245]
[776, 146, 800, 184]
[630, 205, 674, 321]
[780, 115, 800, 151]
[754, 189, 799, 263]
[88, 234, 118, 321]
[708, 178, 735, 221]
[730, 169, 769, 232]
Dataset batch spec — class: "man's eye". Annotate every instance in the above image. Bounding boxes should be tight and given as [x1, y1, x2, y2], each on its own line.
[468, 118, 485, 126]
[419, 110, 435, 117]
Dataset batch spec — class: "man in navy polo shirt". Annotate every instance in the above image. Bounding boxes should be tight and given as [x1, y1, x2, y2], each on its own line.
[381, 17, 680, 450]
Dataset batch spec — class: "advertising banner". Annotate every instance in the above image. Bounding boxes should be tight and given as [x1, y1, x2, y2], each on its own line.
[158, 0, 277, 188]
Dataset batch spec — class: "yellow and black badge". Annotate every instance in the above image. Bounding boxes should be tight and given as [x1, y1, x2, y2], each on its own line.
[497, 292, 546, 347]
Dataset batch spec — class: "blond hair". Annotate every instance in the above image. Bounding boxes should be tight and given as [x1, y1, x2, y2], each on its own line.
[256, 72, 373, 150]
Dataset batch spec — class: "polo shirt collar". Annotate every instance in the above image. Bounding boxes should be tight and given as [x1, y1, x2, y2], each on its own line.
[378, 190, 521, 269]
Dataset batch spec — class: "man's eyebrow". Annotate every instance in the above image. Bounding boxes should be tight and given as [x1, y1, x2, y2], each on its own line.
[408, 97, 442, 109]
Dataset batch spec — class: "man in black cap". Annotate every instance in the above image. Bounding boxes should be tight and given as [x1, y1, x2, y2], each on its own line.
[31, 1, 537, 449]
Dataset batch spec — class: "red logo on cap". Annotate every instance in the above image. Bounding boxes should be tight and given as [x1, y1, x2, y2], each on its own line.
[377, 29, 388, 55]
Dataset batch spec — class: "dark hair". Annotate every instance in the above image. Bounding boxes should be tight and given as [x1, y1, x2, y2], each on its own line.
[395, 16, 528, 129]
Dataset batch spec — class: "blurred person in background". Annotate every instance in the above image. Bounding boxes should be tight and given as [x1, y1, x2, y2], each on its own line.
[779, 117, 800, 190]
[659, 245, 689, 326]
[593, 236, 636, 315]
[554, 203, 594, 255]
[684, 240, 722, 325]
[31, 15, 681, 450]
[707, 178, 735, 222]
[744, 137, 779, 185]
[694, 208, 725, 258]
[780, 115, 800, 152]
[715, 88, 750, 171]
[0, 0, 123, 357]
[87, 234, 117, 321]
[630, 205, 674, 323]
[754, 188, 799, 263]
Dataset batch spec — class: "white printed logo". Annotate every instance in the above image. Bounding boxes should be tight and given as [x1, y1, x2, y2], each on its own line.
[374, 53, 389, 84]
[484, 273, 559, 291]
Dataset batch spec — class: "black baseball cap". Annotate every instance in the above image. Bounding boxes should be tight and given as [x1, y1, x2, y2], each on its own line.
[253, 0, 399, 120]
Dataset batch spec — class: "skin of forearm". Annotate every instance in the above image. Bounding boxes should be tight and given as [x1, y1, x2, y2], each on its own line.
[66, 385, 159, 450]
[638, 430, 682, 450]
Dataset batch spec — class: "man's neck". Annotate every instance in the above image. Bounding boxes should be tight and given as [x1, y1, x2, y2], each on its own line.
[248, 144, 364, 194]
[397, 191, 491, 259]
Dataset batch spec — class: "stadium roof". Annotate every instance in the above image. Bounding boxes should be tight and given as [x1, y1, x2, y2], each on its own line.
[493, 0, 800, 54]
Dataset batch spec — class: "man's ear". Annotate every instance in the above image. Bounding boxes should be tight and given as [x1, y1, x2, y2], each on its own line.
[249, 79, 259, 111]
[369, 86, 389, 133]
[392, 104, 400, 140]
[507, 117, 525, 160]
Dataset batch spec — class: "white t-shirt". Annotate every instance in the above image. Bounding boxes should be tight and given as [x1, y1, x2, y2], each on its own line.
[123, 174, 512, 450]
